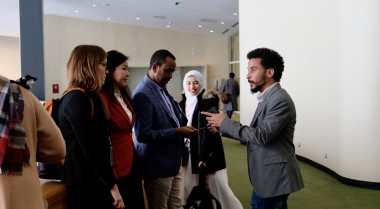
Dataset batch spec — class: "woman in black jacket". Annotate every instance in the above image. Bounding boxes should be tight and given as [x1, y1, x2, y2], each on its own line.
[179, 70, 242, 209]
[58, 45, 124, 209]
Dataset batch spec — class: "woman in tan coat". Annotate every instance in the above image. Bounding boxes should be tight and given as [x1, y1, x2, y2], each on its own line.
[0, 75, 66, 209]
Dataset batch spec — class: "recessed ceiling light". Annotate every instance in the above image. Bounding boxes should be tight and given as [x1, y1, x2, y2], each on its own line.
[166, 25, 171, 28]
[92, 4, 96, 7]
[210, 30, 214, 33]
[198, 25, 202, 28]
[233, 12, 238, 16]
[136, 17, 140, 20]
[107, 18, 111, 21]
[74, 10, 79, 13]
[220, 22, 224, 24]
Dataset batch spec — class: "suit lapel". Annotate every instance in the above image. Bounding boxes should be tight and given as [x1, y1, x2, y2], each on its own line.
[146, 80, 179, 126]
[250, 102, 263, 127]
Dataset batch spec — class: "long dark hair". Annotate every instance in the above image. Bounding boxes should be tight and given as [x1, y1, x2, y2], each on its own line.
[101, 50, 131, 101]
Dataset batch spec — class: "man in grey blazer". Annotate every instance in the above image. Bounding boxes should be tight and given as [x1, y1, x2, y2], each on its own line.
[132, 49, 197, 209]
[222, 72, 240, 118]
[203, 48, 304, 209]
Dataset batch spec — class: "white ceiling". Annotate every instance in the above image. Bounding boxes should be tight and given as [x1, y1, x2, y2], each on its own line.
[0, 0, 239, 37]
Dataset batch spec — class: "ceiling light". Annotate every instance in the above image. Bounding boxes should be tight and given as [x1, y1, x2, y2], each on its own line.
[233, 13, 238, 16]
[220, 22, 224, 24]
[74, 10, 79, 13]
[136, 17, 140, 20]
[210, 30, 214, 33]
[166, 25, 171, 28]
[198, 25, 202, 28]
[92, 4, 96, 7]
[107, 18, 111, 21]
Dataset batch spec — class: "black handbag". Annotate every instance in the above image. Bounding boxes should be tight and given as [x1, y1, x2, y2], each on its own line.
[37, 160, 63, 180]
[221, 92, 231, 104]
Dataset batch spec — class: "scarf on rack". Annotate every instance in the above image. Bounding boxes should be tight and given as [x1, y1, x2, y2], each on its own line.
[0, 76, 29, 175]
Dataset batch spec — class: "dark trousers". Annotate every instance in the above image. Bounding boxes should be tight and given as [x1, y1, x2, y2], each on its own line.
[117, 153, 146, 209]
[67, 184, 115, 209]
[251, 191, 289, 209]
[117, 172, 146, 209]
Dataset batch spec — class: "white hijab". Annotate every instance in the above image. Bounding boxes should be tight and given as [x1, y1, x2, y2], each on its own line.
[182, 70, 205, 126]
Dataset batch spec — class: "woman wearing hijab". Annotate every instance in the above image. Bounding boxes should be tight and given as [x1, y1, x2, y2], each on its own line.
[179, 70, 243, 209]
[0, 75, 66, 209]
[99, 50, 145, 209]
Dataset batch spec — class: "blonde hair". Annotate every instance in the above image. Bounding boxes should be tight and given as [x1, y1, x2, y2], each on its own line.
[66, 45, 107, 93]
[202, 89, 219, 99]
[202, 90, 222, 108]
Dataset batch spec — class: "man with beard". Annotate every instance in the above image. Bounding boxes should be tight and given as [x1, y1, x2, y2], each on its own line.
[202, 48, 304, 209]
[132, 49, 197, 209]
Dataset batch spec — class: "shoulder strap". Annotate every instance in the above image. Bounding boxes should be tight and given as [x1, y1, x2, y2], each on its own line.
[63, 88, 94, 118]
[223, 79, 229, 93]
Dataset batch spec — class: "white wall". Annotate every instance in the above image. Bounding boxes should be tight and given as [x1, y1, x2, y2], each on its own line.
[239, 0, 380, 182]
[43, 15, 229, 100]
[0, 36, 20, 80]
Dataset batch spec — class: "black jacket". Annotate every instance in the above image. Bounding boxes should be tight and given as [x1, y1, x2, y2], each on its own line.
[58, 90, 116, 188]
[179, 90, 226, 174]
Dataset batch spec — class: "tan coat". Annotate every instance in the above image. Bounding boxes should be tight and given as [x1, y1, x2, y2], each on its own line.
[0, 87, 66, 209]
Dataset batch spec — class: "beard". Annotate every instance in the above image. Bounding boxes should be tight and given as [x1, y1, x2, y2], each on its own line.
[250, 86, 260, 94]
[250, 75, 266, 94]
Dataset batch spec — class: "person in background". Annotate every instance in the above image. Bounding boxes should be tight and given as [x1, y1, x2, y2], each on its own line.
[179, 70, 243, 209]
[0, 75, 66, 209]
[132, 49, 197, 209]
[222, 72, 240, 118]
[99, 50, 146, 209]
[57, 45, 124, 209]
[203, 48, 304, 209]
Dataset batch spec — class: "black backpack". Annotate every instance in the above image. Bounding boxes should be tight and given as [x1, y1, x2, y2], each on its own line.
[183, 168, 222, 209]
[183, 185, 222, 209]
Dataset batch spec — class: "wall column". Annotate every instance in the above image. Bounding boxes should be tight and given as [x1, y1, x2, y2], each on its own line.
[19, 0, 44, 99]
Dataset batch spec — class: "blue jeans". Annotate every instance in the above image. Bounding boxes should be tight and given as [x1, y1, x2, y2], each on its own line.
[251, 191, 289, 209]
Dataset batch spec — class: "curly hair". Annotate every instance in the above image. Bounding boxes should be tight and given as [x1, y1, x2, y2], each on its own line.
[246, 48, 284, 82]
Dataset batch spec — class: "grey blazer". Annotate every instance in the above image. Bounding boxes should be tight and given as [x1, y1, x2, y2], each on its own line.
[220, 83, 304, 198]
[222, 78, 240, 111]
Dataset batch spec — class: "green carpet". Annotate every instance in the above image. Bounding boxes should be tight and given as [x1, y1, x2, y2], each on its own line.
[222, 138, 380, 209]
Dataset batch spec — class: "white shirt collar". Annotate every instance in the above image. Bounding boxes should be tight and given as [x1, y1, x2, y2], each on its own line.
[257, 82, 278, 102]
